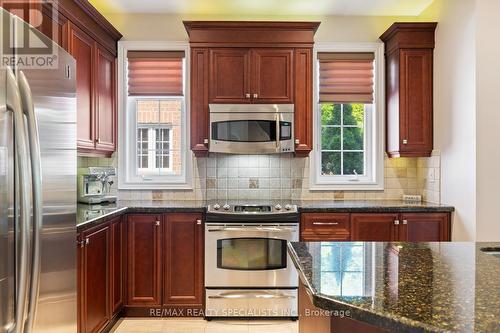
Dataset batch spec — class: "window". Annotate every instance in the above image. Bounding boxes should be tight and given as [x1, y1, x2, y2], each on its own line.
[118, 42, 191, 189]
[311, 44, 384, 190]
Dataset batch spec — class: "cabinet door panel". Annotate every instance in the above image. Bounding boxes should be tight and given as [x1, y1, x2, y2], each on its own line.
[294, 48, 313, 156]
[110, 218, 124, 315]
[400, 213, 450, 241]
[83, 225, 110, 333]
[191, 48, 210, 156]
[127, 214, 162, 306]
[400, 50, 433, 154]
[163, 213, 204, 307]
[65, 22, 95, 150]
[209, 49, 250, 103]
[351, 214, 399, 241]
[95, 45, 116, 153]
[252, 49, 293, 103]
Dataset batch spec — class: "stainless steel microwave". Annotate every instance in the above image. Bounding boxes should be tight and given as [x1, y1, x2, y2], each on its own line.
[209, 104, 294, 154]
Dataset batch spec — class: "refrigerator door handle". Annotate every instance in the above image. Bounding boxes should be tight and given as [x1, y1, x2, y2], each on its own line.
[6, 67, 31, 333]
[18, 71, 42, 333]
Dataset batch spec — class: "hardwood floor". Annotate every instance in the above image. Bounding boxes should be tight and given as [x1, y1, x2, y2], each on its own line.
[111, 318, 298, 333]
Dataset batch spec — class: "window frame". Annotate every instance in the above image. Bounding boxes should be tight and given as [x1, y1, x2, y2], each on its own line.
[136, 120, 174, 174]
[117, 41, 192, 189]
[311, 42, 385, 190]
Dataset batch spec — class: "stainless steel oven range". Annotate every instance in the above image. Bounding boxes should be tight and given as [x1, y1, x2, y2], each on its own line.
[205, 203, 299, 319]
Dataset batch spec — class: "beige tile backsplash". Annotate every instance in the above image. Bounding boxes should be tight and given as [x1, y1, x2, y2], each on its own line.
[79, 150, 441, 204]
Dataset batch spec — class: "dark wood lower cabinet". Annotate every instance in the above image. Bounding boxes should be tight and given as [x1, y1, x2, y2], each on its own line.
[351, 214, 399, 241]
[110, 218, 124, 316]
[124, 213, 205, 316]
[80, 224, 110, 333]
[399, 213, 450, 241]
[163, 213, 204, 310]
[303, 212, 452, 242]
[126, 214, 163, 307]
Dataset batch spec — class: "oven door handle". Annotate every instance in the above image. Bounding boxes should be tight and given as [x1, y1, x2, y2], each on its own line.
[207, 227, 296, 232]
[208, 292, 295, 300]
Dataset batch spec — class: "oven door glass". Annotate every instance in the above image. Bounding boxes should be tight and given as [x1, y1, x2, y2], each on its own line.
[217, 238, 287, 270]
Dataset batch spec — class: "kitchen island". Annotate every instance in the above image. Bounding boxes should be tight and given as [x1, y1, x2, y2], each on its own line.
[288, 241, 500, 333]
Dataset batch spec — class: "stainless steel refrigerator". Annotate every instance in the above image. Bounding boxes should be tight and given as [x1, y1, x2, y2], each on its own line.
[0, 8, 77, 333]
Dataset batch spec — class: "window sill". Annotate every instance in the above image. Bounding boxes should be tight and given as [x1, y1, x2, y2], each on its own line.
[118, 181, 193, 190]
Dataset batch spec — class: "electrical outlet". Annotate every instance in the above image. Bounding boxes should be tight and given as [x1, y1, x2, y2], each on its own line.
[403, 195, 422, 203]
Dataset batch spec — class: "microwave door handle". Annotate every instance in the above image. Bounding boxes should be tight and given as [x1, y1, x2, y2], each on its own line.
[6, 66, 31, 333]
[18, 70, 42, 333]
[275, 113, 280, 150]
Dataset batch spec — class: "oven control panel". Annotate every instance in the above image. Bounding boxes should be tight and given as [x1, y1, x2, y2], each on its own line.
[208, 203, 298, 214]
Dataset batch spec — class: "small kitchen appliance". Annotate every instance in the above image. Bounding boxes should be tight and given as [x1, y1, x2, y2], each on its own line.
[77, 167, 117, 204]
[209, 104, 294, 154]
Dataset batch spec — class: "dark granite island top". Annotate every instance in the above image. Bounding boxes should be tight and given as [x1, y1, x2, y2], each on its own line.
[288, 241, 500, 333]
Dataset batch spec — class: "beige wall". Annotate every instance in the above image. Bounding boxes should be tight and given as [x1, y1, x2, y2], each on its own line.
[102, 12, 418, 42]
[475, 0, 500, 241]
[419, 0, 477, 241]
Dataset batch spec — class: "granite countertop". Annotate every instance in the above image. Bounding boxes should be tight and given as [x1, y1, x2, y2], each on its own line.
[77, 200, 454, 230]
[77, 200, 206, 229]
[288, 241, 500, 333]
[295, 200, 455, 213]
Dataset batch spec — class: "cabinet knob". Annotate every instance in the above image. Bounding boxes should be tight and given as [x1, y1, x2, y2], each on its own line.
[394, 220, 400, 225]
[402, 220, 408, 225]
[203, 138, 209, 144]
[253, 93, 258, 98]
[403, 139, 408, 145]
[245, 93, 251, 98]
[155, 220, 160, 226]
[196, 219, 202, 225]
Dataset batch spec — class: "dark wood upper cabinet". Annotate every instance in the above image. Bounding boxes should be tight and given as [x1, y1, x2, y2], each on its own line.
[65, 22, 95, 151]
[126, 214, 162, 307]
[251, 49, 293, 103]
[190, 48, 210, 156]
[81, 224, 110, 333]
[399, 213, 450, 241]
[65, 24, 119, 157]
[209, 48, 293, 104]
[163, 213, 204, 309]
[351, 214, 399, 241]
[209, 49, 251, 103]
[294, 48, 313, 156]
[95, 44, 117, 153]
[185, 21, 320, 157]
[380, 22, 437, 158]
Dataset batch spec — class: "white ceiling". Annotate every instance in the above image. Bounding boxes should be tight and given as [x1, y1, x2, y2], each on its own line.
[89, 0, 435, 16]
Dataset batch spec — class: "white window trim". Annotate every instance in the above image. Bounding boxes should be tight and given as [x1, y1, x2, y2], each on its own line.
[310, 42, 385, 191]
[117, 41, 193, 190]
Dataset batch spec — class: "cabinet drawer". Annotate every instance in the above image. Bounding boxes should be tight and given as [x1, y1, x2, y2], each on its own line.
[301, 213, 350, 241]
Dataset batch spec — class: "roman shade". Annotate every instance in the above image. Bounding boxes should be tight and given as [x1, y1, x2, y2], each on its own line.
[127, 51, 185, 96]
[318, 52, 375, 103]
